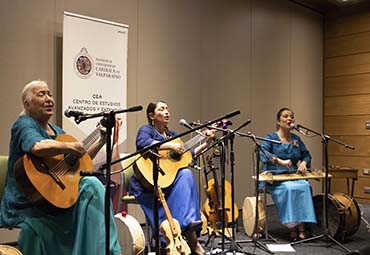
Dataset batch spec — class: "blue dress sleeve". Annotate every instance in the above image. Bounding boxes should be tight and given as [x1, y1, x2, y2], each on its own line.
[136, 125, 156, 150]
[13, 116, 47, 153]
[12, 116, 66, 154]
[259, 133, 275, 165]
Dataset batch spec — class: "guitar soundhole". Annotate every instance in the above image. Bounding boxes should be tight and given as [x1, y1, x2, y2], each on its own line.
[169, 151, 181, 161]
[65, 154, 78, 167]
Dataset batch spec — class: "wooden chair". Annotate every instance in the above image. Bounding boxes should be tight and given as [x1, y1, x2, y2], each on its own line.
[0, 155, 21, 245]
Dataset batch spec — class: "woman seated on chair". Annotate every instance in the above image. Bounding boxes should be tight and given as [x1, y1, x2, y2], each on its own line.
[129, 100, 214, 255]
[259, 107, 317, 242]
[0, 80, 122, 255]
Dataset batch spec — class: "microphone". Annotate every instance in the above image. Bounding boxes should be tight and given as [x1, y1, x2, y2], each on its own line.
[290, 123, 307, 135]
[179, 119, 205, 136]
[64, 109, 85, 118]
[179, 119, 194, 130]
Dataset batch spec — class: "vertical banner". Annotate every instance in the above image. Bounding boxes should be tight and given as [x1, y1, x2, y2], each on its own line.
[63, 12, 129, 211]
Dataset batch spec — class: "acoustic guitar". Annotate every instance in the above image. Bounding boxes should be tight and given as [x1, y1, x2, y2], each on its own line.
[134, 133, 208, 188]
[202, 146, 238, 232]
[14, 127, 101, 209]
[158, 186, 191, 255]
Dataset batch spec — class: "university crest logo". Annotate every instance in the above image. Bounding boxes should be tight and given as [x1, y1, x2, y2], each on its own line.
[74, 47, 94, 78]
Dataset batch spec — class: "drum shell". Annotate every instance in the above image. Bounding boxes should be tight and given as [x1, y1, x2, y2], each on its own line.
[0, 245, 22, 255]
[242, 196, 266, 237]
[114, 213, 145, 255]
[313, 193, 360, 242]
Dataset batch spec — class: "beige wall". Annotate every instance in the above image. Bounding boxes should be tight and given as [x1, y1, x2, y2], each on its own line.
[0, 0, 323, 207]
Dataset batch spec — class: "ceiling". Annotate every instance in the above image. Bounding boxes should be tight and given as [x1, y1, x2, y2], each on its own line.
[291, 0, 370, 14]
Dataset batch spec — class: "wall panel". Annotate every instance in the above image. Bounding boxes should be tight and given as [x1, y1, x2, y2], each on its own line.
[325, 95, 370, 116]
[325, 115, 370, 135]
[329, 155, 370, 173]
[325, 73, 370, 96]
[328, 136, 370, 156]
[326, 53, 370, 77]
[325, 7, 370, 203]
[325, 31, 370, 58]
[326, 12, 370, 38]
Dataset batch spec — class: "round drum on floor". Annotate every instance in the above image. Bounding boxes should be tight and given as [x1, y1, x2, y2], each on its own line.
[313, 192, 361, 242]
[242, 196, 266, 237]
[0, 245, 22, 255]
[114, 213, 145, 255]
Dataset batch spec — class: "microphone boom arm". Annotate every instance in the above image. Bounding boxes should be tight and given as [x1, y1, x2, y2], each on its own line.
[99, 109, 241, 171]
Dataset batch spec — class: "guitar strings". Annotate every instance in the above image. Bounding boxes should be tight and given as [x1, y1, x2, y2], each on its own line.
[52, 128, 101, 177]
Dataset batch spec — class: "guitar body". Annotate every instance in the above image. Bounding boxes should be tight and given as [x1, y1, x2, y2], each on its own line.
[202, 179, 239, 230]
[157, 187, 191, 255]
[14, 133, 94, 209]
[135, 138, 193, 188]
[160, 218, 191, 255]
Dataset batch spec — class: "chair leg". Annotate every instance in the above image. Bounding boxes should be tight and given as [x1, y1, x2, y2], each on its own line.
[263, 190, 269, 239]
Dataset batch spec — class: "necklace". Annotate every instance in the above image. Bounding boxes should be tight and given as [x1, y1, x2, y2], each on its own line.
[153, 126, 167, 139]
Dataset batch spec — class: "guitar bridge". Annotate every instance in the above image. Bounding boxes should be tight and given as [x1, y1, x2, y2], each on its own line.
[40, 162, 66, 190]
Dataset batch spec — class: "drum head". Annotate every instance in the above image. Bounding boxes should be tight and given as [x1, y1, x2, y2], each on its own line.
[312, 194, 341, 237]
[0, 245, 22, 255]
[242, 196, 265, 237]
[312, 193, 360, 241]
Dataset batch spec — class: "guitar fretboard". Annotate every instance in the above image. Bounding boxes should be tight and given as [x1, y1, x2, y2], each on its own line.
[183, 133, 207, 152]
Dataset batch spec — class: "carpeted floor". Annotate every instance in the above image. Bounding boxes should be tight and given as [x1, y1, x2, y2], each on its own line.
[199, 200, 370, 255]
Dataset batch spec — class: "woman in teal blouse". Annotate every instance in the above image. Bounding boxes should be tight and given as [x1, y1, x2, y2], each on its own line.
[260, 107, 317, 241]
[0, 80, 122, 255]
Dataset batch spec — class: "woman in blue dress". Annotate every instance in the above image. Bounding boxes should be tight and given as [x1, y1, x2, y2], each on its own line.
[130, 100, 213, 255]
[260, 107, 317, 241]
[0, 80, 122, 255]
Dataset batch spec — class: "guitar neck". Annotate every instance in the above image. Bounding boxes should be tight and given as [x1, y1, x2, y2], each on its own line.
[157, 187, 178, 235]
[183, 133, 207, 152]
[82, 127, 101, 150]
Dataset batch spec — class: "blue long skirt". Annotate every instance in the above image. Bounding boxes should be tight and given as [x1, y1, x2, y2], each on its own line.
[265, 180, 317, 225]
[130, 168, 201, 231]
[17, 177, 121, 255]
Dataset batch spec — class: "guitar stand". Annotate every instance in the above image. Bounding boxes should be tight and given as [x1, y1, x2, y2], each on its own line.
[205, 228, 220, 250]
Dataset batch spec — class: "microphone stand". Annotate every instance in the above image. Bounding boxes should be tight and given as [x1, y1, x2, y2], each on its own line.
[76, 106, 142, 255]
[289, 124, 354, 254]
[231, 132, 280, 254]
[98, 109, 241, 255]
[196, 122, 280, 254]
[202, 118, 251, 254]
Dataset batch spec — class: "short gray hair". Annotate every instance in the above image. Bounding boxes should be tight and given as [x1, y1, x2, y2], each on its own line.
[20, 80, 48, 115]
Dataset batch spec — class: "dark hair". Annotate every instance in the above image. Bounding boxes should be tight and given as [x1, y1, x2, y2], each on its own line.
[146, 100, 167, 125]
[276, 107, 294, 130]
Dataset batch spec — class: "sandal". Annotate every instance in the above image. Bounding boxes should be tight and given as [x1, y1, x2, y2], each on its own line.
[289, 227, 299, 242]
[298, 223, 306, 240]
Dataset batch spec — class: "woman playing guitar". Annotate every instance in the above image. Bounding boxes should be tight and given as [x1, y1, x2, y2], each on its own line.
[0, 80, 122, 255]
[130, 100, 215, 255]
